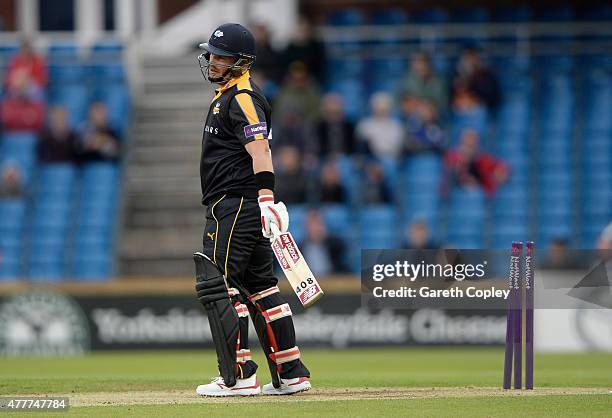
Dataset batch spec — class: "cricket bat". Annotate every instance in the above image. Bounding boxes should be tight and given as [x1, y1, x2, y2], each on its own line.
[270, 224, 324, 307]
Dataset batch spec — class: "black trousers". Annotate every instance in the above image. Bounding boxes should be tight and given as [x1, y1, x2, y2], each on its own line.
[202, 195, 276, 293]
[202, 195, 309, 379]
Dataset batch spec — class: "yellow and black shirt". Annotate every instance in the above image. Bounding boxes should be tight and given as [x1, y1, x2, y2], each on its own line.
[200, 71, 271, 205]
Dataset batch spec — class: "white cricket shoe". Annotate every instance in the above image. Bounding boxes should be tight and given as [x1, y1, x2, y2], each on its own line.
[262, 376, 311, 395]
[196, 374, 261, 397]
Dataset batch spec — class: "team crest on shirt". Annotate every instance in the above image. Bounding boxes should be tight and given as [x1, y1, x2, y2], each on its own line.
[213, 102, 221, 115]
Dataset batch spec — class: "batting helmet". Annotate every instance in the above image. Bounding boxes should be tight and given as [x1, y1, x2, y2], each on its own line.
[198, 23, 256, 84]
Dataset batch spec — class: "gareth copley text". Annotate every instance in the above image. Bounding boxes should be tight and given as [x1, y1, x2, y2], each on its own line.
[372, 286, 510, 300]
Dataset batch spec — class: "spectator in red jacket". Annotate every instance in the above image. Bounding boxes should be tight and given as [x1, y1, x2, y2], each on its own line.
[1, 69, 45, 132]
[6, 39, 47, 93]
[443, 129, 509, 196]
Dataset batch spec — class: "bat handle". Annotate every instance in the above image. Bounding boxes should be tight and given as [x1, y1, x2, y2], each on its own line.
[269, 223, 281, 241]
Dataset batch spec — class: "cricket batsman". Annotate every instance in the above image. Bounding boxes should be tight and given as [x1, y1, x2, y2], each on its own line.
[192, 23, 311, 396]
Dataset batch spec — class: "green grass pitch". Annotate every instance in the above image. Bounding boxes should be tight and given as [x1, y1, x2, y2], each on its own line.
[1, 348, 610, 417]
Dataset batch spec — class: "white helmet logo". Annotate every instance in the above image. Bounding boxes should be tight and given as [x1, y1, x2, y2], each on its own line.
[214, 30, 224, 38]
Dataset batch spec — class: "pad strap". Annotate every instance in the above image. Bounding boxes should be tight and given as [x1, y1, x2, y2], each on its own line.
[270, 346, 301, 365]
[248, 286, 280, 302]
[262, 303, 292, 323]
[234, 302, 250, 318]
[236, 349, 252, 363]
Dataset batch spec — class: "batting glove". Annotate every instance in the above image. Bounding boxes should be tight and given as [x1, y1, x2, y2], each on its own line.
[258, 195, 289, 239]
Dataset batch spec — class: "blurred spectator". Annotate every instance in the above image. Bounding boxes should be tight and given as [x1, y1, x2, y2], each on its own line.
[300, 210, 347, 276]
[597, 223, 612, 250]
[318, 160, 345, 203]
[76, 102, 121, 163]
[596, 223, 612, 263]
[251, 23, 282, 83]
[273, 102, 310, 152]
[398, 52, 447, 119]
[281, 16, 324, 83]
[1, 69, 45, 131]
[251, 68, 279, 102]
[541, 238, 585, 269]
[404, 105, 446, 155]
[402, 219, 439, 249]
[451, 46, 501, 112]
[5, 39, 47, 93]
[360, 161, 391, 204]
[310, 93, 355, 160]
[274, 61, 321, 126]
[273, 61, 321, 152]
[355, 92, 405, 160]
[0, 164, 24, 198]
[397, 52, 446, 154]
[443, 129, 509, 196]
[274, 146, 308, 204]
[37, 106, 79, 164]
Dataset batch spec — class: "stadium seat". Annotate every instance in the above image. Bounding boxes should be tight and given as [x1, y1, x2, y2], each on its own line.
[0, 199, 27, 233]
[446, 188, 486, 248]
[73, 255, 113, 280]
[48, 84, 89, 126]
[327, 9, 366, 26]
[453, 7, 489, 22]
[412, 8, 449, 23]
[287, 205, 308, 244]
[371, 9, 409, 25]
[493, 6, 531, 22]
[48, 63, 86, 84]
[320, 204, 351, 237]
[452, 107, 488, 143]
[90, 41, 126, 82]
[359, 205, 398, 248]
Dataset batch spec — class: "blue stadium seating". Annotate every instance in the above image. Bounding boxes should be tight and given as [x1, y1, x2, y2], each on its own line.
[73, 254, 112, 280]
[453, 8, 490, 23]
[452, 107, 488, 143]
[90, 41, 126, 82]
[493, 6, 531, 22]
[412, 8, 449, 24]
[359, 205, 398, 249]
[94, 83, 130, 135]
[287, 205, 308, 244]
[327, 9, 366, 26]
[446, 188, 486, 248]
[1, 132, 37, 177]
[371, 9, 409, 25]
